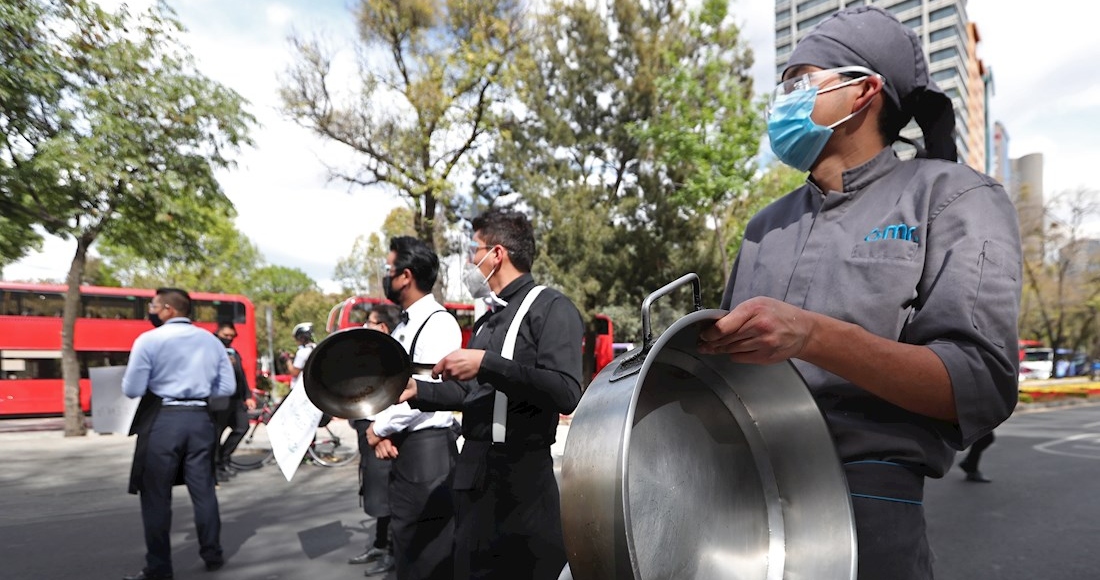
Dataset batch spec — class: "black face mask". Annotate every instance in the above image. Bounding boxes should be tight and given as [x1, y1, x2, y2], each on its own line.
[382, 274, 403, 304]
[148, 312, 164, 328]
[218, 336, 234, 347]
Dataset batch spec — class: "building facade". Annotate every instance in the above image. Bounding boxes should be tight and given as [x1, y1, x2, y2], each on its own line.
[775, 0, 989, 171]
[1011, 152, 1045, 263]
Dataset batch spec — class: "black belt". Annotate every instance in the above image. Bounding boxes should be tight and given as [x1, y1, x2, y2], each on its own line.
[160, 405, 209, 412]
[390, 426, 454, 445]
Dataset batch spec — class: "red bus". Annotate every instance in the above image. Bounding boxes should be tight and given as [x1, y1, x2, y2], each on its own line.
[0, 282, 257, 417]
[326, 296, 477, 347]
[327, 296, 616, 376]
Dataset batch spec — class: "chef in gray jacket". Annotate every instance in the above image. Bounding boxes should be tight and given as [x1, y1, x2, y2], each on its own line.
[699, 7, 1021, 580]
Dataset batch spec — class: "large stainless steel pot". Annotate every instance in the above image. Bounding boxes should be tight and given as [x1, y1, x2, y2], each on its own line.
[560, 274, 856, 580]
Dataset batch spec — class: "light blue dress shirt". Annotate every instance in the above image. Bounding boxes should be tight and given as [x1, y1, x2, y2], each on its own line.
[122, 318, 236, 404]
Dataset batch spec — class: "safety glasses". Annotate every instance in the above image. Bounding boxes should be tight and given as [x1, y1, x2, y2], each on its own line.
[768, 66, 883, 117]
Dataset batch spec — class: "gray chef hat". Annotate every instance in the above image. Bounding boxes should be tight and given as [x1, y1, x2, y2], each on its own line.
[785, 6, 958, 162]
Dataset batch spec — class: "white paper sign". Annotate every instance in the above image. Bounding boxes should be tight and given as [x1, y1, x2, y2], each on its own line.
[90, 366, 139, 434]
[265, 386, 323, 481]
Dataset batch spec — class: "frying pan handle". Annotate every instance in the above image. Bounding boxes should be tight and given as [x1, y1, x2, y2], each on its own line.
[641, 272, 702, 353]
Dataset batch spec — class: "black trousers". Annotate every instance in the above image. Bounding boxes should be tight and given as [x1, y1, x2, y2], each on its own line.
[454, 447, 566, 580]
[212, 402, 248, 467]
[852, 497, 933, 579]
[960, 431, 996, 470]
[846, 462, 932, 580]
[139, 407, 222, 575]
[388, 427, 457, 580]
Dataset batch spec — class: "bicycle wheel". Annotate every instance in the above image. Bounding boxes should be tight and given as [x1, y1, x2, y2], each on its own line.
[306, 420, 358, 467]
[228, 418, 274, 471]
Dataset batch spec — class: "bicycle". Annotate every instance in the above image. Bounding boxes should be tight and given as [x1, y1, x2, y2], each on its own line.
[228, 391, 358, 471]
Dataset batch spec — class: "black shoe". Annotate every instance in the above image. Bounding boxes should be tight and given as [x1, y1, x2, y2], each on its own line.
[216, 469, 231, 483]
[349, 546, 388, 565]
[364, 553, 395, 576]
[122, 570, 173, 580]
[964, 470, 992, 483]
[205, 558, 225, 571]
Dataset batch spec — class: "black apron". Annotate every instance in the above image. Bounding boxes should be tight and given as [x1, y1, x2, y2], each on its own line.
[127, 393, 190, 494]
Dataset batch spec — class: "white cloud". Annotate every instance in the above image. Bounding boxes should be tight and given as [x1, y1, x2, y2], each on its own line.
[266, 3, 295, 28]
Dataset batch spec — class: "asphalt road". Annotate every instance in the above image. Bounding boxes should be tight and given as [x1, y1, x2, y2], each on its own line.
[2, 403, 1099, 580]
[925, 402, 1100, 580]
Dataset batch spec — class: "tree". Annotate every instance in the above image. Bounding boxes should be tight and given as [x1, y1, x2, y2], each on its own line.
[628, 0, 764, 284]
[0, 0, 254, 435]
[1019, 187, 1100, 357]
[246, 265, 321, 356]
[482, 0, 765, 358]
[333, 232, 388, 296]
[279, 0, 526, 249]
[332, 206, 417, 296]
[0, 0, 55, 267]
[97, 207, 263, 294]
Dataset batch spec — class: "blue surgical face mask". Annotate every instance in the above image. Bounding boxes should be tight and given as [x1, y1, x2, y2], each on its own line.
[767, 71, 879, 172]
[767, 87, 835, 172]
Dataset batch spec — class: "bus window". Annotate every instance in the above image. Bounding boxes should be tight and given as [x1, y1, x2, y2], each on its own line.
[1, 290, 20, 315]
[79, 351, 131, 378]
[82, 294, 141, 319]
[1, 350, 62, 379]
[348, 302, 371, 327]
[19, 292, 66, 317]
[191, 299, 247, 324]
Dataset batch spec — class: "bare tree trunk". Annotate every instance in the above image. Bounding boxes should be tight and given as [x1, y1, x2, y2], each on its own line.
[62, 237, 91, 437]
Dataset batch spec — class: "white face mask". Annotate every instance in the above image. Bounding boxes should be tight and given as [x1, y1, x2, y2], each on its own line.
[463, 251, 496, 300]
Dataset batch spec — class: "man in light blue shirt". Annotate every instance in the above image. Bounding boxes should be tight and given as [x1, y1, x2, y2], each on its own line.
[121, 288, 235, 580]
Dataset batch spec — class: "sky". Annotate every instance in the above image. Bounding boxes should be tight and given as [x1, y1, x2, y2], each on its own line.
[4, 0, 1098, 292]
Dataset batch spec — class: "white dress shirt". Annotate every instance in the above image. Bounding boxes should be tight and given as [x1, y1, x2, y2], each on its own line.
[371, 294, 462, 437]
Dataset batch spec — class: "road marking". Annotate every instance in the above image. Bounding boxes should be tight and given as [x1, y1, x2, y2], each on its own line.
[1034, 433, 1100, 460]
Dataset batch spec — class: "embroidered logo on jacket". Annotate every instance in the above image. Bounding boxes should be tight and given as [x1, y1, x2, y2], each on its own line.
[864, 223, 919, 243]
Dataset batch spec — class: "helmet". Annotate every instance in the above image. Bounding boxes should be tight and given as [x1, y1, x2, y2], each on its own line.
[293, 322, 314, 341]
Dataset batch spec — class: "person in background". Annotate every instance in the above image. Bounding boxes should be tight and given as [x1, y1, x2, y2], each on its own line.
[364, 236, 463, 579]
[958, 432, 995, 483]
[400, 210, 584, 580]
[121, 288, 236, 580]
[211, 322, 256, 483]
[288, 322, 316, 391]
[348, 303, 403, 569]
[697, 6, 1021, 579]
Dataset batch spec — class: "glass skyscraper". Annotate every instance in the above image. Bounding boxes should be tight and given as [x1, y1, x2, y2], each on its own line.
[775, 0, 990, 170]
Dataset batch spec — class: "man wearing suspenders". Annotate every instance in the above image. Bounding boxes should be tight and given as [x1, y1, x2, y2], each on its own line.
[365, 236, 462, 579]
[400, 210, 584, 580]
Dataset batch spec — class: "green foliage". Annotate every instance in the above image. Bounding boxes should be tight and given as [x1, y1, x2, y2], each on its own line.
[0, 0, 254, 434]
[246, 265, 329, 355]
[248, 265, 319, 313]
[284, 290, 337, 344]
[1019, 187, 1100, 356]
[484, 0, 766, 317]
[81, 255, 122, 287]
[279, 0, 525, 250]
[97, 206, 263, 294]
[333, 232, 387, 296]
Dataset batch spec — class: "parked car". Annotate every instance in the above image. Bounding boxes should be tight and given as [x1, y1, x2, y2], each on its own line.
[1019, 348, 1054, 381]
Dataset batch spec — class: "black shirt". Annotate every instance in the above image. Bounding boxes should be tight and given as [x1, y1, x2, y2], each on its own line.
[412, 273, 584, 448]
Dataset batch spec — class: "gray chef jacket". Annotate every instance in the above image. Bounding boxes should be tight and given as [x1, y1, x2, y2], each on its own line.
[721, 147, 1021, 478]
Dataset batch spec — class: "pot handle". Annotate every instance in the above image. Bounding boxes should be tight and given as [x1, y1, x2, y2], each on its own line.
[640, 272, 702, 354]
